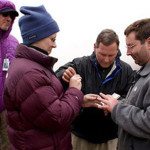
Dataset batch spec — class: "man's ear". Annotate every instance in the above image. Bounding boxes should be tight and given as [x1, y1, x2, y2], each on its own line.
[94, 43, 97, 52]
[146, 37, 150, 50]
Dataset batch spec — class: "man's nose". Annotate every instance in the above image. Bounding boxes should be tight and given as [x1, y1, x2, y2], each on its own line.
[52, 43, 57, 48]
[6, 15, 12, 21]
[126, 48, 132, 56]
[104, 57, 109, 62]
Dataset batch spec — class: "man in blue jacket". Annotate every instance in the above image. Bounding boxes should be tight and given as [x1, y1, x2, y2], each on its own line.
[56, 29, 134, 150]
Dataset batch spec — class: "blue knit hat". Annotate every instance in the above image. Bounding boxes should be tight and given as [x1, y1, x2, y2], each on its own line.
[19, 5, 59, 45]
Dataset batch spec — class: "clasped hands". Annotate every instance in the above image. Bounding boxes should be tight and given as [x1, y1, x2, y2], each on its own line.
[83, 93, 118, 113]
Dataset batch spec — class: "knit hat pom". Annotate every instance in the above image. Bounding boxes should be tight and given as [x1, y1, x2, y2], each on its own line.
[19, 5, 59, 45]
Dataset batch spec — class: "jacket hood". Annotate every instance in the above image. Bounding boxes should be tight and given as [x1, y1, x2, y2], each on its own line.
[0, 0, 18, 39]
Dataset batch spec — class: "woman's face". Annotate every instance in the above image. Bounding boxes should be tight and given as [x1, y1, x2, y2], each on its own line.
[33, 33, 57, 55]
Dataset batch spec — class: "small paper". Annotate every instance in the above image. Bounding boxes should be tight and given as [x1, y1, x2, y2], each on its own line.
[2, 58, 10, 71]
[112, 93, 120, 99]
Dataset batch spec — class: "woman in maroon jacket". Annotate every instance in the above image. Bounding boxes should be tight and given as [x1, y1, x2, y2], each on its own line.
[3, 5, 83, 150]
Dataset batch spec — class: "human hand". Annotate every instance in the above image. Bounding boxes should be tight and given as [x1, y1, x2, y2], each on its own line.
[82, 94, 102, 108]
[97, 93, 119, 112]
[69, 74, 82, 90]
[62, 67, 76, 82]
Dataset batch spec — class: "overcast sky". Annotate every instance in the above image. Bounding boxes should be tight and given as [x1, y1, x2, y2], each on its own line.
[10, 0, 149, 70]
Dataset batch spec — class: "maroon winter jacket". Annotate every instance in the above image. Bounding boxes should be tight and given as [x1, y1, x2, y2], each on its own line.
[4, 44, 83, 150]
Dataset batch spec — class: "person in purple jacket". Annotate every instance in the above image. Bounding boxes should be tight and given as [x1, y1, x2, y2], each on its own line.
[3, 5, 84, 150]
[0, 0, 19, 149]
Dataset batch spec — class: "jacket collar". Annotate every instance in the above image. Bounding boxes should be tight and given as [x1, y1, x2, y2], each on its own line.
[90, 52, 122, 84]
[138, 63, 150, 77]
[16, 44, 58, 70]
[29, 45, 48, 55]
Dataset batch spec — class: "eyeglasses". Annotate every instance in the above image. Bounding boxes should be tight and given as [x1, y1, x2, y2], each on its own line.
[126, 44, 136, 50]
[1, 13, 15, 20]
